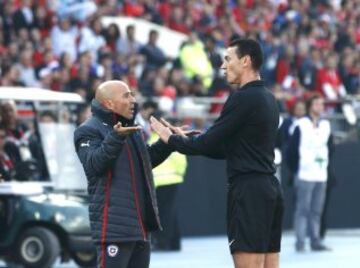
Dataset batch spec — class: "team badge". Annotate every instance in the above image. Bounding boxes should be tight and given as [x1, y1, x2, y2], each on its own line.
[107, 244, 119, 257]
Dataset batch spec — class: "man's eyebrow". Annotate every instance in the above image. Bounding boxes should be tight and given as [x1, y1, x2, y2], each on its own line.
[123, 91, 134, 96]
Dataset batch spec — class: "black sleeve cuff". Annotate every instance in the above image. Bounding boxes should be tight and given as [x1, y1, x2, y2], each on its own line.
[168, 135, 180, 150]
[157, 137, 175, 154]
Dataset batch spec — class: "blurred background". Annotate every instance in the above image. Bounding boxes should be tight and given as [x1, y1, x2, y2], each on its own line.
[0, 0, 359, 267]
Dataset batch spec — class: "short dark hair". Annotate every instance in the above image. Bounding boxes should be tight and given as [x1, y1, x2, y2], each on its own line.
[142, 100, 158, 111]
[229, 38, 263, 71]
[306, 94, 323, 113]
[126, 24, 135, 31]
[149, 29, 158, 37]
[40, 111, 57, 122]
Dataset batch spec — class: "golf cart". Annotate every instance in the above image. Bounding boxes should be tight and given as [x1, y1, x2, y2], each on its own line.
[0, 87, 96, 267]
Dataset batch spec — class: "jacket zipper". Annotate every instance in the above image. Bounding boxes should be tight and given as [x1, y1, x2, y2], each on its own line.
[134, 133, 162, 228]
[125, 143, 147, 240]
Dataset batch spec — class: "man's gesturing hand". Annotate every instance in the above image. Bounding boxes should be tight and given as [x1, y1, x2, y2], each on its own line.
[113, 122, 142, 136]
[159, 118, 202, 137]
[150, 116, 172, 143]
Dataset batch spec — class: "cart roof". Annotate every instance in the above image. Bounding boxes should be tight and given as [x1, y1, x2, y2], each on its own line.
[0, 87, 84, 103]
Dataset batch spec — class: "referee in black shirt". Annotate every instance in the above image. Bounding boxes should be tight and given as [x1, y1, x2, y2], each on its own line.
[151, 39, 283, 268]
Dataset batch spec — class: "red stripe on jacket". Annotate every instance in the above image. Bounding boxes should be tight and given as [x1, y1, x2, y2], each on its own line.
[100, 170, 112, 268]
[126, 143, 147, 240]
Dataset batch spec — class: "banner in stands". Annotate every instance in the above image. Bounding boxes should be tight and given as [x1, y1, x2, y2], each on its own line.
[102, 16, 188, 58]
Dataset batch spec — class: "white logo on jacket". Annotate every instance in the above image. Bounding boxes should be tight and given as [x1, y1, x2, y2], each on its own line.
[80, 140, 90, 147]
[107, 244, 119, 257]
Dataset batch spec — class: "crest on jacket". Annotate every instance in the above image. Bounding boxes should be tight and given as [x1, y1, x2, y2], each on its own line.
[107, 244, 119, 257]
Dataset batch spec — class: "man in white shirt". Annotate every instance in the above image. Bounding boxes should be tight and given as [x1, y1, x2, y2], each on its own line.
[287, 95, 332, 252]
[78, 17, 106, 63]
[116, 25, 141, 59]
[51, 17, 78, 63]
[17, 49, 39, 87]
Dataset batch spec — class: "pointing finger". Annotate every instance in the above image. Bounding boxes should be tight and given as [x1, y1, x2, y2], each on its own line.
[180, 125, 190, 130]
[125, 126, 142, 132]
[150, 116, 157, 124]
[160, 118, 171, 127]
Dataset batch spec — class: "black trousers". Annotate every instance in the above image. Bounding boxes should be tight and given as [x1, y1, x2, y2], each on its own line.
[96, 241, 150, 268]
[152, 184, 181, 250]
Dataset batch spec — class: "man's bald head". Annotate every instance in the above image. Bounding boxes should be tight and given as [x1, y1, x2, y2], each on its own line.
[95, 80, 129, 103]
[95, 80, 136, 119]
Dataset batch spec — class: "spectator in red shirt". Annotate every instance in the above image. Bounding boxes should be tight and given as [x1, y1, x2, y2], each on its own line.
[316, 54, 346, 102]
[168, 5, 190, 34]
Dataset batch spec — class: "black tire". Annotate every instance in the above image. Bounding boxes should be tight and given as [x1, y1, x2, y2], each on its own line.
[71, 250, 97, 267]
[16, 227, 60, 268]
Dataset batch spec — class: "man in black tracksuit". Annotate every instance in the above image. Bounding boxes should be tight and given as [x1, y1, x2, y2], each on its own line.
[74, 80, 172, 268]
[151, 39, 283, 268]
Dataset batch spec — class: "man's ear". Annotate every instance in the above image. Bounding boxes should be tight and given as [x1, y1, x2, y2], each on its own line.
[102, 99, 113, 111]
[242, 55, 251, 68]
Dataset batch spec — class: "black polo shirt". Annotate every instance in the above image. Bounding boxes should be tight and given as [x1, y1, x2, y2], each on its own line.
[169, 80, 279, 182]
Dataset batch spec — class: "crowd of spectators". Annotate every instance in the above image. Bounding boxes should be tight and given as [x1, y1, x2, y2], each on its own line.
[1, 2, 358, 248]
[0, 0, 359, 116]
